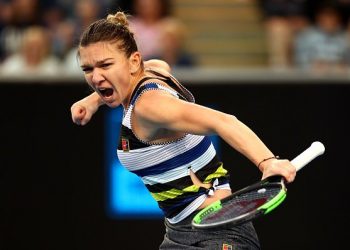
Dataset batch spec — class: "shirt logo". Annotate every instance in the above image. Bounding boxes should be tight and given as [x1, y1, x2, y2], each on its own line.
[223, 243, 232, 250]
[121, 137, 130, 152]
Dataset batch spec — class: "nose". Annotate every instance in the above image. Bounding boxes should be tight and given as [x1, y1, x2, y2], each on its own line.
[91, 69, 105, 86]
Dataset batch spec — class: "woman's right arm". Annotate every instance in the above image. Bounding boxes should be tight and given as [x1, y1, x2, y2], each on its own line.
[70, 91, 104, 125]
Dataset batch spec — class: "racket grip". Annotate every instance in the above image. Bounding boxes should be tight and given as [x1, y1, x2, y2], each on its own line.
[291, 141, 325, 172]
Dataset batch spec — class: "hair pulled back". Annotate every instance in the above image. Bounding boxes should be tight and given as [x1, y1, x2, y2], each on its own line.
[79, 11, 138, 58]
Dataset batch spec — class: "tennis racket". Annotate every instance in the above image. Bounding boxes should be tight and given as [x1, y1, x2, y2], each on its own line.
[192, 141, 325, 230]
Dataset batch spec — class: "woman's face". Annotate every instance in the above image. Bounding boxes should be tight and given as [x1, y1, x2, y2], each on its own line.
[79, 41, 140, 108]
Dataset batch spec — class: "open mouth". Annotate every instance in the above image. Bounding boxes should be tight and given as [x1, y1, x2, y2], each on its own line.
[99, 88, 114, 98]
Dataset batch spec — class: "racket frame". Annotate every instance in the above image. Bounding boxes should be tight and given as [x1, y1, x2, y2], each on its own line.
[192, 141, 325, 230]
[192, 175, 287, 229]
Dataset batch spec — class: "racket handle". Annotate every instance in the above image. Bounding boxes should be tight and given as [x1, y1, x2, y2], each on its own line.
[291, 141, 325, 172]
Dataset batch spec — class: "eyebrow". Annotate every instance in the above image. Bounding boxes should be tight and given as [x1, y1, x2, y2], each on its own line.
[80, 58, 114, 68]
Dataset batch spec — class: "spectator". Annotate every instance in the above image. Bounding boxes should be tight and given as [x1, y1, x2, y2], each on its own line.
[157, 18, 196, 67]
[293, 4, 349, 74]
[333, 0, 350, 26]
[40, 3, 74, 61]
[129, 0, 172, 60]
[73, 0, 102, 39]
[128, 0, 195, 67]
[0, 0, 42, 60]
[0, 0, 13, 61]
[259, 0, 311, 68]
[0, 26, 60, 76]
[60, 0, 103, 75]
[52, 19, 76, 61]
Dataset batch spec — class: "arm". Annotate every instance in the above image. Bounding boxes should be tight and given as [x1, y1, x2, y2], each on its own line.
[134, 91, 296, 182]
[70, 91, 104, 125]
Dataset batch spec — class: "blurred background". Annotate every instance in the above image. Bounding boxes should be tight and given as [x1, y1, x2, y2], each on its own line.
[1, 0, 350, 74]
[1, 0, 349, 250]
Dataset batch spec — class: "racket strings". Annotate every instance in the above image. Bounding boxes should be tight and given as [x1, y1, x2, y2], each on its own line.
[201, 187, 282, 223]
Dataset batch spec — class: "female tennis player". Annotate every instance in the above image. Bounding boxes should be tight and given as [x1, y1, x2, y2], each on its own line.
[70, 11, 296, 249]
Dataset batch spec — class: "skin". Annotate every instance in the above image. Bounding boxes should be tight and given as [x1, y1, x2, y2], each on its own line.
[71, 41, 297, 208]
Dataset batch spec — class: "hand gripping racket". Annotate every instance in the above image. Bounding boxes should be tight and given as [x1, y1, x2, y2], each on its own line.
[192, 141, 325, 230]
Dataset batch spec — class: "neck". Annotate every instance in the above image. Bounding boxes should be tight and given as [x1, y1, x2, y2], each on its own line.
[123, 69, 146, 108]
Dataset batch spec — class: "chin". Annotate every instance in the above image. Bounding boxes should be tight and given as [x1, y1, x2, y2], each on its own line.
[106, 101, 120, 108]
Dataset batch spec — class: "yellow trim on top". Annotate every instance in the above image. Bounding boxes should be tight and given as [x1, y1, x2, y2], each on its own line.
[150, 164, 228, 202]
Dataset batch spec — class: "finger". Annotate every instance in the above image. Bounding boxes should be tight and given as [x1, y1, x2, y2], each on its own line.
[72, 107, 86, 124]
[80, 112, 92, 126]
[72, 113, 82, 124]
[78, 107, 86, 114]
[283, 167, 296, 183]
[80, 119, 88, 126]
[73, 116, 82, 125]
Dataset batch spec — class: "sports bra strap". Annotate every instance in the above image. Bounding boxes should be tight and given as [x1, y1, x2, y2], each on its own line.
[146, 69, 195, 103]
[129, 70, 195, 108]
[129, 76, 156, 103]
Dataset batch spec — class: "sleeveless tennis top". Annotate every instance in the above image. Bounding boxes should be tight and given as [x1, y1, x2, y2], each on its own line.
[116, 71, 231, 223]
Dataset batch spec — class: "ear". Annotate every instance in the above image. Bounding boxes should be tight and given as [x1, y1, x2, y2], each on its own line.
[129, 52, 142, 74]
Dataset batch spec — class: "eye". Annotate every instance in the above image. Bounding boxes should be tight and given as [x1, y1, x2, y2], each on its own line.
[101, 63, 112, 68]
[81, 67, 92, 73]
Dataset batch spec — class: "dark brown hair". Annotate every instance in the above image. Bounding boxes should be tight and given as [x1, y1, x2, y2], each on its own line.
[79, 12, 138, 58]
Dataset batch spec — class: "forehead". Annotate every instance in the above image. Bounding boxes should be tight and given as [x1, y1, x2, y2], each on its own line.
[79, 42, 122, 65]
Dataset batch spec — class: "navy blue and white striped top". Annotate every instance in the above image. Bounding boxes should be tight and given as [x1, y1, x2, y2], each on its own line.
[117, 73, 230, 223]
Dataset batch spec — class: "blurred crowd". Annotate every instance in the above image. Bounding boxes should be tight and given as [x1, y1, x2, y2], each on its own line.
[1, 0, 350, 77]
[260, 0, 350, 74]
[0, 0, 195, 77]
